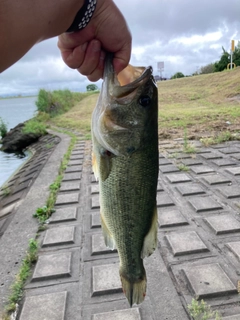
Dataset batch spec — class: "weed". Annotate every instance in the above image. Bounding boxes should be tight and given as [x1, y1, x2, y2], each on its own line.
[4, 239, 38, 315]
[183, 129, 196, 154]
[0, 117, 8, 138]
[33, 205, 55, 223]
[178, 164, 189, 171]
[200, 131, 236, 147]
[45, 142, 54, 149]
[187, 298, 222, 320]
[22, 119, 47, 135]
[1, 186, 10, 197]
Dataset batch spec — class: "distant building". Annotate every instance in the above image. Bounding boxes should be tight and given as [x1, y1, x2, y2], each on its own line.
[154, 75, 167, 81]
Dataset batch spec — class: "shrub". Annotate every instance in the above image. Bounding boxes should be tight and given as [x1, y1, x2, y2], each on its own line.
[0, 117, 8, 138]
[22, 119, 47, 135]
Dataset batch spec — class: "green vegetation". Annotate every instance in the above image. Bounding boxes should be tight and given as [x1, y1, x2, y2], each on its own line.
[33, 130, 77, 224]
[22, 118, 47, 135]
[4, 239, 38, 315]
[35, 88, 95, 117]
[178, 164, 189, 171]
[1, 186, 11, 197]
[187, 299, 221, 320]
[86, 84, 99, 91]
[0, 117, 8, 138]
[171, 72, 185, 79]
[200, 131, 238, 147]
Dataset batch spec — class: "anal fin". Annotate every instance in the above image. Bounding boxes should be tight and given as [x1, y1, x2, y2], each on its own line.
[141, 206, 158, 259]
[100, 213, 116, 250]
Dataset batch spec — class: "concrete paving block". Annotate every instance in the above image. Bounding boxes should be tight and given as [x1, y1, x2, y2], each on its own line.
[157, 181, 164, 191]
[221, 147, 240, 154]
[182, 263, 237, 298]
[159, 158, 172, 166]
[157, 192, 175, 207]
[65, 165, 82, 173]
[92, 263, 122, 296]
[176, 184, 205, 196]
[218, 185, 240, 199]
[49, 207, 77, 223]
[191, 165, 215, 175]
[188, 196, 223, 212]
[42, 226, 75, 247]
[165, 231, 208, 256]
[93, 308, 141, 320]
[174, 153, 192, 159]
[55, 193, 79, 206]
[92, 233, 117, 255]
[202, 174, 231, 185]
[166, 173, 192, 184]
[70, 154, 84, 160]
[200, 153, 222, 160]
[225, 167, 240, 176]
[204, 215, 240, 235]
[62, 172, 82, 181]
[158, 208, 188, 227]
[211, 159, 237, 167]
[60, 181, 81, 192]
[91, 184, 100, 194]
[159, 165, 180, 173]
[68, 159, 83, 166]
[91, 195, 100, 209]
[231, 153, 240, 160]
[91, 212, 101, 228]
[226, 241, 240, 261]
[32, 252, 72, 281]
[19, 291, 67, 320]
[181, 159, 203, 166]
[222, 315, 240, 320]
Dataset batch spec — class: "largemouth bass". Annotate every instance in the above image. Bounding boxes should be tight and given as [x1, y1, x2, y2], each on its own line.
[91, 53, 159, 306]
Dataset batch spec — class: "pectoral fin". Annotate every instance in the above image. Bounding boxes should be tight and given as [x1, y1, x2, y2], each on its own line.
[141, 206, 158, 259]
[100, 213, 116, 250]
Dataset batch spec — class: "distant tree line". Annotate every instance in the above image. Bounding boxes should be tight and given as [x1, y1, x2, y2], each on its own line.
[171, 41, 240, 79]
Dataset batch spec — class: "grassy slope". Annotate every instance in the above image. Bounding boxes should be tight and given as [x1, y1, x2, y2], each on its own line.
[51, 68, 240, 140]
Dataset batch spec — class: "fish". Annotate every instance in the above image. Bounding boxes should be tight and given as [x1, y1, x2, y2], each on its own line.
[91, 53, 159, 306]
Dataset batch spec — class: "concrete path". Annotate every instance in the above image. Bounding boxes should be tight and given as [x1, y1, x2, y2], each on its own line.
[3, 137, 240, 319]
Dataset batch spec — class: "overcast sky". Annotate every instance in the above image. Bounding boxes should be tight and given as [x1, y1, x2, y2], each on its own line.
[0, 0, 239, 96]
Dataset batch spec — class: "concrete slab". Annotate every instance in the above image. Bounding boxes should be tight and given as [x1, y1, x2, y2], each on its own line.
[62, 172, 82, 181]
[42, 226, 75, 247]
[182, 263, 237, 298]
[55, 193, 79, 206]
[225, 167, 240, 176]
[60, 181, 81, 192]
[68, 159, 83, 166]
[92, 263, 122, 296]
[19, 291, 67, 320]
[220, 147, 240, 154]
[157, 192, 175, 207]
[226, 241, 240, 261]
[211, 159, 237, 167]
[91, 195, 100, 209]
[188, 196, 223, 212]
[200, 153, 222, 160]
[32, 252, 72, 281]
[176, 184, 205, 196]
[218, 186, 240, 199]
[65, 165, 82, 173]
[49, 207, 77, 223]
[92, 233, 117, 255]
[202, 174, 231, 185]
[165, 231, 208, 256]
[166, 173, 192, 184]
[222, 315, 240, 320]
[93, 308, 141, 320]
[181, 159, 203, 166]
[159, 158, 172, 166]
[91, 184, 100, 194]
[204, 215, 240, 234]
[158, 208, 188, 227]
[159, 165, 180, 173]
[191, 165, 215, 174]
[91, 212, 101, 228]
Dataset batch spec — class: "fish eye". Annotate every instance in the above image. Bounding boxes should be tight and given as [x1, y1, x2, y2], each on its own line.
[139, 95, 151, 107]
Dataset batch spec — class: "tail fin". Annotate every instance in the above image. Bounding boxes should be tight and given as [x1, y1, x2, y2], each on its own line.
[120, 271, 147, 307]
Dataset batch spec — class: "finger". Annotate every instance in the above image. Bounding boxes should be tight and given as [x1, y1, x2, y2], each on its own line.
[58, 42, 88, 69]
[84, 50, 106, 82]
[77, 39, 101, 75]
[113, 41, 132, 75]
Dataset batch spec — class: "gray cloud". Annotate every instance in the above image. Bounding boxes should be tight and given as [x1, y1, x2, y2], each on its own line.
[0, 0, 239, 96]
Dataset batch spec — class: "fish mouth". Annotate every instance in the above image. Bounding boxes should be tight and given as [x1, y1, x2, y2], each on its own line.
[104, 53, 153, 102]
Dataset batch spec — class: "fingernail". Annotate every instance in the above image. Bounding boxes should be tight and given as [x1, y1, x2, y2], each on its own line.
[81, 42, 88, 52]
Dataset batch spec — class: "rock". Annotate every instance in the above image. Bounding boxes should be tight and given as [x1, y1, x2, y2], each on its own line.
[0, 123, 43, 153]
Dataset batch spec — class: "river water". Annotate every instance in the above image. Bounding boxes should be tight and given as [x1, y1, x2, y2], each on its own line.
[0, 97, 37, 187]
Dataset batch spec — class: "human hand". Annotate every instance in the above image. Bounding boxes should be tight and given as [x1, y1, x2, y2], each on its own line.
[58, 0, 132, 81]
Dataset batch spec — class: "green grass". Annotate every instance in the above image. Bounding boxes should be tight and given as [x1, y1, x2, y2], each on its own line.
[4, 239, 38, 316]
[187, 299, 222, 320]
[22, 119, 47, 135]
[0, 117, 8, 138]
